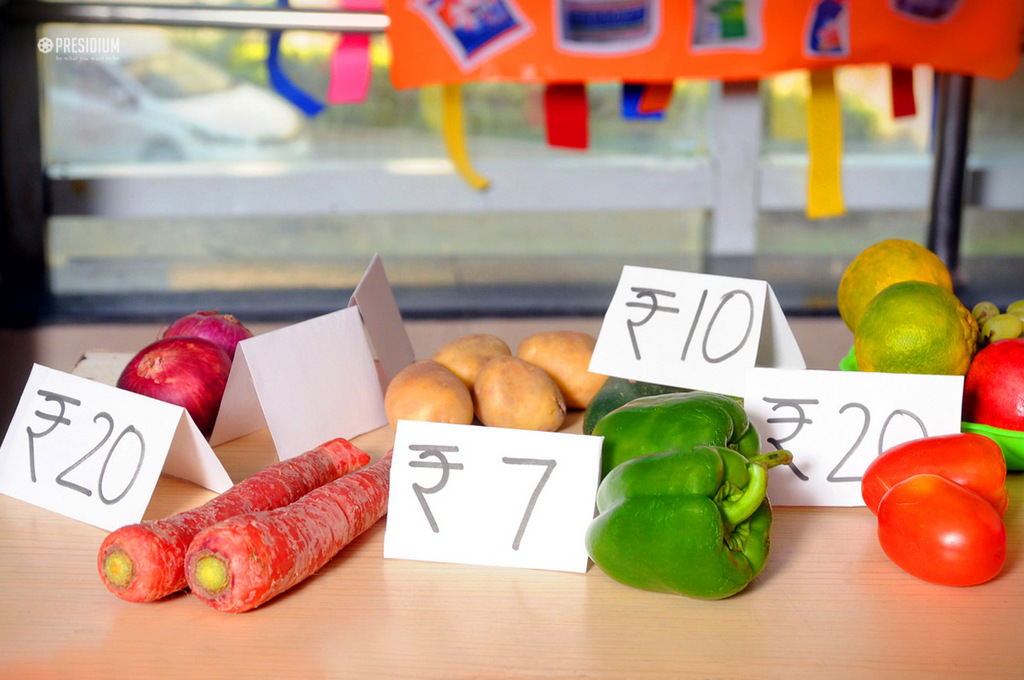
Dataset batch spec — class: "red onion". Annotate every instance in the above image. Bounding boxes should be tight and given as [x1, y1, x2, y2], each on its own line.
[117, 336, 232, 436]
[158, 310, 253, 360]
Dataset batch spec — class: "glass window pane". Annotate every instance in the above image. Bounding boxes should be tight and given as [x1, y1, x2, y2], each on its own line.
[31, 11, 1024, 319]
[39, 21, 711, 313]
[762, 65, 934, 155]
[41, 23, 710, 165]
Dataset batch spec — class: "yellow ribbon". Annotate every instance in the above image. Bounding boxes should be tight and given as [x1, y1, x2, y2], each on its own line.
[441, 83, 490, 191]
[806, 69, 844, 219]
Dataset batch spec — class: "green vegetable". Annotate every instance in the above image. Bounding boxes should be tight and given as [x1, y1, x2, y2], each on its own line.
[585, 445, 792, 599]
[581, 376, 686, 435]
[591, 391, 760, 479]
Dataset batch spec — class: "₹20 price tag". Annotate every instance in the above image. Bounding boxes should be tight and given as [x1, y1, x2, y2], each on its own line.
[743, 367, 965, 506]
[0, 364, 232, 530]
[590, 266, 805, 396]
[383, 420, 602, 574]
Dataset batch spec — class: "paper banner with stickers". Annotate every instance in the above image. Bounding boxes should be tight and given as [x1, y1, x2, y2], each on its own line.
[387, 1, 1023, 86]
[385, 0, 1023, 213]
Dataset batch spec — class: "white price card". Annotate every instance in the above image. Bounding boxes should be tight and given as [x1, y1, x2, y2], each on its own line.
[383, 420, 602, 574]
[210, 254, 409, 457]
[209, 305, 387, 459]
[590, 265, 805, 396]
[743, 367, 965, 507]
[0, 364, 233, 531]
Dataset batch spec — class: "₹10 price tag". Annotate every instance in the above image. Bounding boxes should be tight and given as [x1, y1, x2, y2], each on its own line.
[0, 364, 232, 530]
[590, 265, 805, 396]
[743, 367, 965, 506]
[383, 420, 602, 573]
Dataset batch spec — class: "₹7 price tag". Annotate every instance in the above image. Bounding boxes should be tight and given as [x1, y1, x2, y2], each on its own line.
[743, 368, 965, 506]
[383, 420, 602, 574]
[0, 364, 231, 530]
[590, 265, 804, 396]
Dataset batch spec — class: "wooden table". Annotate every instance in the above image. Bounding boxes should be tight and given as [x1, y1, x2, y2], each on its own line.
[2, 413, 1023, 679]
[2, 318, 1023, 678]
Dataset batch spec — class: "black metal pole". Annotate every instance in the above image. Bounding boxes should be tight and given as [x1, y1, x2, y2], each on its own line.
[926, 72, 974, 281]
[0, 14, 50, 327]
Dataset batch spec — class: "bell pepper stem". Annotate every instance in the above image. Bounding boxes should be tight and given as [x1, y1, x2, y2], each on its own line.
[745, 449, 794, 470]
[719, 450, 792, 526]
[720, 464, 768, 526]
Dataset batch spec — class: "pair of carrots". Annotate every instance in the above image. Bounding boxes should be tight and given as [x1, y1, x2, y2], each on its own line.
[98, 438, 391, 613]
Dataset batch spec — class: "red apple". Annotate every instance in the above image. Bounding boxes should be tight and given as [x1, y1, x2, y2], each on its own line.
[963, 338, 1024, 431]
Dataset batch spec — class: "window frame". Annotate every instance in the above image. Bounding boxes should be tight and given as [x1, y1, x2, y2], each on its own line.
[2, 1, 1020, 326]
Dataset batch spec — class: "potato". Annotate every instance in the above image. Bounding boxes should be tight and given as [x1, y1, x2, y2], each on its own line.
[431, 333, 512, 389]
[384, 360, 474, 431]
[474, 356, 566, 432]
[516, 330, 608, 409]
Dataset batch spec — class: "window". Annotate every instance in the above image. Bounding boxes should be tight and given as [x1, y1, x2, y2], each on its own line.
[3, 2, 1023, 324]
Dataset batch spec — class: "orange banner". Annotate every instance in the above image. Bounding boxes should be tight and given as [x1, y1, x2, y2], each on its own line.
[386, 0, 1024, 88]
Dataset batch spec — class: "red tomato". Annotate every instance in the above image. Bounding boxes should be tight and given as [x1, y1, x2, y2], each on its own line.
[861, 433, 1009, 516]
[877, 474, 1006, 587]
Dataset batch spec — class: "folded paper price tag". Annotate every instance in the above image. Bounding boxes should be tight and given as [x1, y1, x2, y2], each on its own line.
[744, 367, 964, 506]
[210, 254, 411, 459]
[209, 306, 386, 459]
[384, 420, 602, 573]
[590, 265, 805, 396]
[0, 364, 232, 530]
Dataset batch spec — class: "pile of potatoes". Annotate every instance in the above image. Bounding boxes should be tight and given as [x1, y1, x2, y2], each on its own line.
[384, 330, 608, 432]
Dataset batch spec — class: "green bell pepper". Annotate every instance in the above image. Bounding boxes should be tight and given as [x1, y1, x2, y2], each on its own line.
[585, 445, 792, 599]
[591, 390, 760, 479]
[581, 377, 687, 436]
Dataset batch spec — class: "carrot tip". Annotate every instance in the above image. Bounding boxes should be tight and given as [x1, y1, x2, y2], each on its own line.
[102, 548, 135, 589]
[193, 554, 230, 596]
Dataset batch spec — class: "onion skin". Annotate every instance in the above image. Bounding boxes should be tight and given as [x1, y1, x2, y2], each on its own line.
[158, 310, 253, 360]
[117, 337, 232, 436]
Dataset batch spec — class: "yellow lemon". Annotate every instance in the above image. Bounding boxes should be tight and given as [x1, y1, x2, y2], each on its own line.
[838, 239, 954, 332]
[854, 280, 978, 376]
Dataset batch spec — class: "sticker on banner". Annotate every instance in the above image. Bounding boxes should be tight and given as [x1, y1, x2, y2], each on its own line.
[805, 0, 850, 57]
[411, 0, 533, 71]
[743, 367, 964, 506]
[383, 419, 602, 573]
[556, 0, 661, 55]
[589, 265, 805, 396]
[0, 364, 232, 530]
[691, 0, 765, 52]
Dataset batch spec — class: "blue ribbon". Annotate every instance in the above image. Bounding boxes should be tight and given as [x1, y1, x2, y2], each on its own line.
[266, 0, 325, 117]
[621, 83, 664, 121]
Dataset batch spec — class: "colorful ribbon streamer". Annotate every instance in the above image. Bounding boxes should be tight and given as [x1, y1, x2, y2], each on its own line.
[328, 34, 372, 104]
[266, 0, 325, 117]
[890, 66, 917, 119]
[622, 82, 671, 121]
[637, 81, 674, 115]
[441, 83, 491, 191]
[806, 68, 845, 219]
[544, 83, 589, 149]
[327, 0, 381, 104]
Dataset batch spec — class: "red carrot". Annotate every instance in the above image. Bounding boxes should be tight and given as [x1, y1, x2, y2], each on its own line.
[98, 438, 371, 602]
[185, 451, 392, 612]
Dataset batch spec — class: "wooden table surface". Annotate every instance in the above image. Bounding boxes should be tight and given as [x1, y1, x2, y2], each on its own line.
[2, 318, 1023, 678]
[2, 413, 1023, 679]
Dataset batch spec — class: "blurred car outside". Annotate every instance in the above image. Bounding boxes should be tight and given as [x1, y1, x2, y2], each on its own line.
[40, 26, 310, 165]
